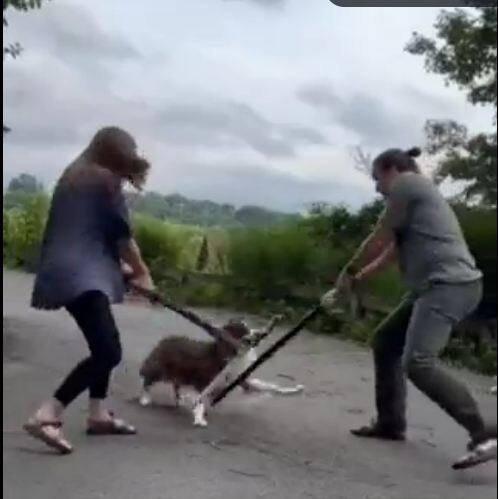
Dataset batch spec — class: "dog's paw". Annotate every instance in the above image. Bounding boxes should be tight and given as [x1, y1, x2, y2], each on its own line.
[193, 417, 208, 428]
[139, 393, 152, 407]
[192, 402, 208, 427]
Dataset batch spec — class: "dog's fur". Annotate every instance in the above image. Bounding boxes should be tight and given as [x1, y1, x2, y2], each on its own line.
[139, 317, 304, 425]
[139, 321, 249, 406]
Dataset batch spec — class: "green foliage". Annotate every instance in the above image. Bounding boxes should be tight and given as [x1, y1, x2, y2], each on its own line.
[455, 204, 497, 315]
[3, 209, 11, 262]
[304, 200, 384, 246]
[340, 317, 379, 347]
[407, 7, 497, 206]
[131, 214, 182, 283]
[182, 282, 229, 308]
[367, 267, 406, 308]
[406, 7, 497, 107]
[4, 173, 45, 209]
[234, 205, 297, 227]
[3, 192, 49, 271]
[443, 337, 497, 376]
[424, 121, 497, 206]
[228, 224, 316, 299]
[196, 236, 209, 272]
[7, 172, 43, 193]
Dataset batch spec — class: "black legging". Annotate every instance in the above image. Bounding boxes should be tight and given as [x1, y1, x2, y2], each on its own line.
[54, 291, 122, 406]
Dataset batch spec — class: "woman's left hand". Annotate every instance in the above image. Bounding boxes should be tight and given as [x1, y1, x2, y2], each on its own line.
[130, 271, 155, 292]
[121, 261, 134, 277]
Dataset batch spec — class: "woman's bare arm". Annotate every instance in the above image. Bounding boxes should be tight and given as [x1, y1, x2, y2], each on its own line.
[348, 209, 394, 272]
[355, 242, 397, 281]
[120, 239, 154, 290]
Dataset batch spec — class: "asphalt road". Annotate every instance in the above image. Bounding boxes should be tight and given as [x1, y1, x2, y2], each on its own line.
[3, 270, 497, 499]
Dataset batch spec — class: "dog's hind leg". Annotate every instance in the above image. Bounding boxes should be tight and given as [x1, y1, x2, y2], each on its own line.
[173, 384, 182, 407]
[139, 380, 154, 407]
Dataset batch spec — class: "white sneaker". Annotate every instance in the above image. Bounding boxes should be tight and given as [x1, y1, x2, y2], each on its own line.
[453, 439, 497, 470]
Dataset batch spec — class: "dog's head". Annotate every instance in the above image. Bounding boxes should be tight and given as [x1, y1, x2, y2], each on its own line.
[212, 319, 252, 360]
[222, 319, 251, 341]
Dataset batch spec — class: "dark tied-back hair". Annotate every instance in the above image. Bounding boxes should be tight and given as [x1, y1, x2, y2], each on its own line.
[373, 147, 422, 175]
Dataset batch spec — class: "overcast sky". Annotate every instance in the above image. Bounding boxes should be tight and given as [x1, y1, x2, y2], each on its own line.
[3, 0, 493, 212]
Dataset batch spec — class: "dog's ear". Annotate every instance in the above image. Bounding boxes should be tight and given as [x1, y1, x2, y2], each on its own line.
[223, 320, 250, 339]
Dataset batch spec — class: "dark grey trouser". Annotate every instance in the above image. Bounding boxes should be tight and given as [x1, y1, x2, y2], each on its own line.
[373, 279, 492, 439]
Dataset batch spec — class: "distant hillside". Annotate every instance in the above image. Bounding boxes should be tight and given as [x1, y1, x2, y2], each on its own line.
[126, 191, 300, 227]
[3, 173, 299, 227]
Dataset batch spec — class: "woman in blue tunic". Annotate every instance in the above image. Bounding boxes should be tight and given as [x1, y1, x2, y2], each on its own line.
[24, 127, 155, 454]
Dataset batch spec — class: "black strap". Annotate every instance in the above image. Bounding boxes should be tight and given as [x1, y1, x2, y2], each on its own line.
[211, 306, 321, 406]
[129, 284, 242, 349]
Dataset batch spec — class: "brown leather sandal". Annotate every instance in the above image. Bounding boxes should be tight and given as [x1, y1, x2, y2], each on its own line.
[23, 420, 73, 454]
[86, 412, 137, 436]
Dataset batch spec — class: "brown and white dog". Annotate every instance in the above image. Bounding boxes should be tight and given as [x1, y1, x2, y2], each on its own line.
[138, 315, 304, 426]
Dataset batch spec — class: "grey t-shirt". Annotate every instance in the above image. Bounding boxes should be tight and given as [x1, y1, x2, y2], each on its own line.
[31, 161, 131, 310]
[385, 172, 482, 292]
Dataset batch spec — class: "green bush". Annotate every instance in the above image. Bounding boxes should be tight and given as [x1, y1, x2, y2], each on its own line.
[227, 224, 316, 299]
[3, 193, 50, 271]
[340, 316, 379, 346]
[3, 210, 11, 263]
[132, 214, 182, 283]
[367, 267, 407, 307]
[456, 206, 496, 316]
[443, 337, 497, 375]
[182, 282, 229, 308]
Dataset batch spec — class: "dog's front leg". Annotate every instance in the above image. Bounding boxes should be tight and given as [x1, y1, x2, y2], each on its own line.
[192, 399, 209, 427]
[248, 314, 285, 345]
[191, 368, 238, 428]
[139, 384, 153, 407]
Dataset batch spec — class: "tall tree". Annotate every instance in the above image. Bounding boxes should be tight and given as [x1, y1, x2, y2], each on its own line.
[406, 7, 497, 206]
[4, 173, 45, 210]
[7, 173, 43, 193]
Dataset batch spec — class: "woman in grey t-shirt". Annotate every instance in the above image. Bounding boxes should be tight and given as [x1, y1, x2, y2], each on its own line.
[324, 147, 495, 468]
[24, 127, 155, 454]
